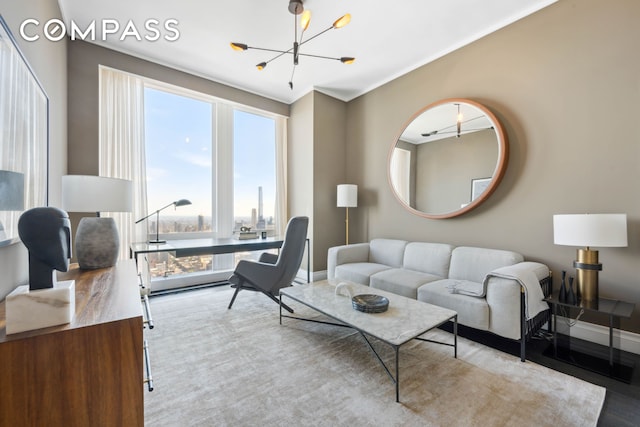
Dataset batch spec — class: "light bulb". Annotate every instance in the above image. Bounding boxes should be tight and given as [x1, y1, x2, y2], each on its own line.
[333, 13, 351, 29]
[300, 10, 311, 31]
[230, 42, 248, 51]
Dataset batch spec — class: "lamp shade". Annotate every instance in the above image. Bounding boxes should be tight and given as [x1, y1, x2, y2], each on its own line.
[553, 214, 628, 248]
[337, 184, 358, 208]
[62, 175, 132, 213]
[0, 170, 25, 211]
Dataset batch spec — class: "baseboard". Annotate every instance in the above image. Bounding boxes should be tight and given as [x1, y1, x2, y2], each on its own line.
[312, 270, 327, 281]
[295, 269, 326, 284]
[556, 315, 640, 355]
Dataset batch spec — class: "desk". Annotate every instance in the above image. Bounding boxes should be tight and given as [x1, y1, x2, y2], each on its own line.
[544, 295, 635, 382]
[130, 237, 310, 284]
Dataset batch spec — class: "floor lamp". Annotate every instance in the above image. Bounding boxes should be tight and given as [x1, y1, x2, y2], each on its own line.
[337, 184, 357, 245]
[62, 175, 133, 269]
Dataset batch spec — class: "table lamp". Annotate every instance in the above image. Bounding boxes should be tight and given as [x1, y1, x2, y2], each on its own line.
[553, 214, 627, 307]
[337, 184, 357, 245]
[62, 175, 133, 269]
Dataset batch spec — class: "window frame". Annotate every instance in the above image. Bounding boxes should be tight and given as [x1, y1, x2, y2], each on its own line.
[141, 78, 283, 287]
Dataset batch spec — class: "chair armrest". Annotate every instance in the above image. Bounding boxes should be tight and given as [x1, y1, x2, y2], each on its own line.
[259, 252, 278, 264]
[327, 243, 370, 280]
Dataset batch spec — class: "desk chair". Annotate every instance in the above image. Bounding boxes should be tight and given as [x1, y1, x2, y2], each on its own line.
[228, 216, 309, 312]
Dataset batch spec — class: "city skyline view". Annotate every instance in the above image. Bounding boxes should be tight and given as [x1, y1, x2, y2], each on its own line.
[142, 86, 278, 278]
[143, 87, 277, 228]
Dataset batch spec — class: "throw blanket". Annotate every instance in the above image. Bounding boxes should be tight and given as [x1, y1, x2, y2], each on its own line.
[484, 262, 549, 320]
[446, 280, 485, 297]
[446, 262, 549, 320]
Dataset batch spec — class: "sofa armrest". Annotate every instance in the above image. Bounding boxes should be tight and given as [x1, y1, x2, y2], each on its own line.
[327, 243, 370, 280]
[485, 277, 523, 340]
[485, 262, 551, 340]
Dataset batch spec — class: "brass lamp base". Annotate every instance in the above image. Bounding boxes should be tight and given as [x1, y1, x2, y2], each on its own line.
[573, 248, 602, 308]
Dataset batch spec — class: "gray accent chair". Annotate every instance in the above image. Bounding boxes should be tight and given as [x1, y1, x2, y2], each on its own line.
[228, 216, 309, 312]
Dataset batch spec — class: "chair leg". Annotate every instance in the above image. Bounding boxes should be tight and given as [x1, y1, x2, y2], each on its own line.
[228, 281, 243, 309]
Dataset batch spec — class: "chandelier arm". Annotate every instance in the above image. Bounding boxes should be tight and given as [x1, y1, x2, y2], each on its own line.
[298, 26, 333, 47]
[297, 52, 344, 61]
[248, 46, 292, 55]
[263, 50, 294, 65]
[423, 115, 488, 135]
[422, 127, 494, 136]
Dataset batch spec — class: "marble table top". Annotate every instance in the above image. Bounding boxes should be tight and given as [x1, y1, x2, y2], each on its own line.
[280, 280, 457, 346]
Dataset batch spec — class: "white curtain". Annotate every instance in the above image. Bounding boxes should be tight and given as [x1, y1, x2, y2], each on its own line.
[99, 67, 147, 260]
[274, 116, 288, 236]
[0, 30, 47, 240]
[390, 147, 411, 205]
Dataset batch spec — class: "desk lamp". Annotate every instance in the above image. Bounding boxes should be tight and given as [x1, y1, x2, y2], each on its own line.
[136, 199, 192, 244]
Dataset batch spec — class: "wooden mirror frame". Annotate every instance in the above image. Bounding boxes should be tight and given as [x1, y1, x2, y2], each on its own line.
[388, 98, 508, 219]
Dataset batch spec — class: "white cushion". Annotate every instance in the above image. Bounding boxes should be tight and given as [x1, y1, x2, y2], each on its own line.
[403, 242, 454, 277]
[334, 262, 391, 286]
[370, 268, 443, 299]
[448, 247, 523, 283]
[369, 239, 407, 267]
[418, 279, 490, 330]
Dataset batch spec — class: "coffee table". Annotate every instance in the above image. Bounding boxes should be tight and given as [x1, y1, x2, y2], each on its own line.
[279, 280, 458, 402]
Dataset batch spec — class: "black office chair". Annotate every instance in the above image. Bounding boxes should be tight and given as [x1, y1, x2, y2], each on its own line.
[227, 216, 309, 312]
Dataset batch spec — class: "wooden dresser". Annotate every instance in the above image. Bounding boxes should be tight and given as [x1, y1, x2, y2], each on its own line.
[0, 260, 144, 427]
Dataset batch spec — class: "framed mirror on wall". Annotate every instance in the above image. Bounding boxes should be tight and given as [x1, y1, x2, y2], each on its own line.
[0, 15, 49, 246]
[388, 98, 508, 219]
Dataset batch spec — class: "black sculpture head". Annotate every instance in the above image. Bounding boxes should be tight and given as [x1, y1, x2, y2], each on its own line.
[18, 207, 72, 290]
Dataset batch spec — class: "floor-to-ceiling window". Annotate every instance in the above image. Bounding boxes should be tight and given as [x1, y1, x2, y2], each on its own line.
[141, 83, 280, 289]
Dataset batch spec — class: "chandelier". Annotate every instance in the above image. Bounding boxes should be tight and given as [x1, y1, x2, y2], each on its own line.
[230, 0, 355, 89]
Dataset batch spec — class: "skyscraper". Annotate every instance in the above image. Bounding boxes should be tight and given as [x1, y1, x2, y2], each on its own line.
[256, 186, 265, 229]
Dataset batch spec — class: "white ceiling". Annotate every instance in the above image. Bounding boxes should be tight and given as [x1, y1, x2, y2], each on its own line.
[58, 0, 557, 104]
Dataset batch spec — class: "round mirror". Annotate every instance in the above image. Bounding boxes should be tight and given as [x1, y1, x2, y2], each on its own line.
[388, 98, 508, 219]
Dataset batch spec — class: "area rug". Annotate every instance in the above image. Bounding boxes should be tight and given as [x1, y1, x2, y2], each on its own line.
[144, 287, 605, 426]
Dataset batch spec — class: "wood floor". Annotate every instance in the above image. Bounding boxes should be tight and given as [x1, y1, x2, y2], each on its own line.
[447, 324, 640, 427]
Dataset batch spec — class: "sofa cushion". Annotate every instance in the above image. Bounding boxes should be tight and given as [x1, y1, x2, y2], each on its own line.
[334, 263, 391, 286]
[418, 279, 490, 330]
[448, 246, 524, 283]
[369, 239, 407, 267]
[403, 242, 454, 277]
[370, 268, 443, 299]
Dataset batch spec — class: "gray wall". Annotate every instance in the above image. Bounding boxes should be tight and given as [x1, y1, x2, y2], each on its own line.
[345, 0, 640, 331]
[0, 0, 67, 299]
[289, 91, 347, 272]
[312, 92, 347, 270]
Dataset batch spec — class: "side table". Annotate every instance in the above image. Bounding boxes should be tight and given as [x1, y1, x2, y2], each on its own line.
[544, 295, 635, 383]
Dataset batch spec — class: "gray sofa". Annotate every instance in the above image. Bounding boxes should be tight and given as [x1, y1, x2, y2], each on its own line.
[327, 238, 551, 361]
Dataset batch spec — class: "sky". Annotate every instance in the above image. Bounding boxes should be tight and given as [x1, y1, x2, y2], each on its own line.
[144, 87, 276, 221]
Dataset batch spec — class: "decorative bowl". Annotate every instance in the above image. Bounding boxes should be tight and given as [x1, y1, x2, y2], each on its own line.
[352, 294, 389, 313]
